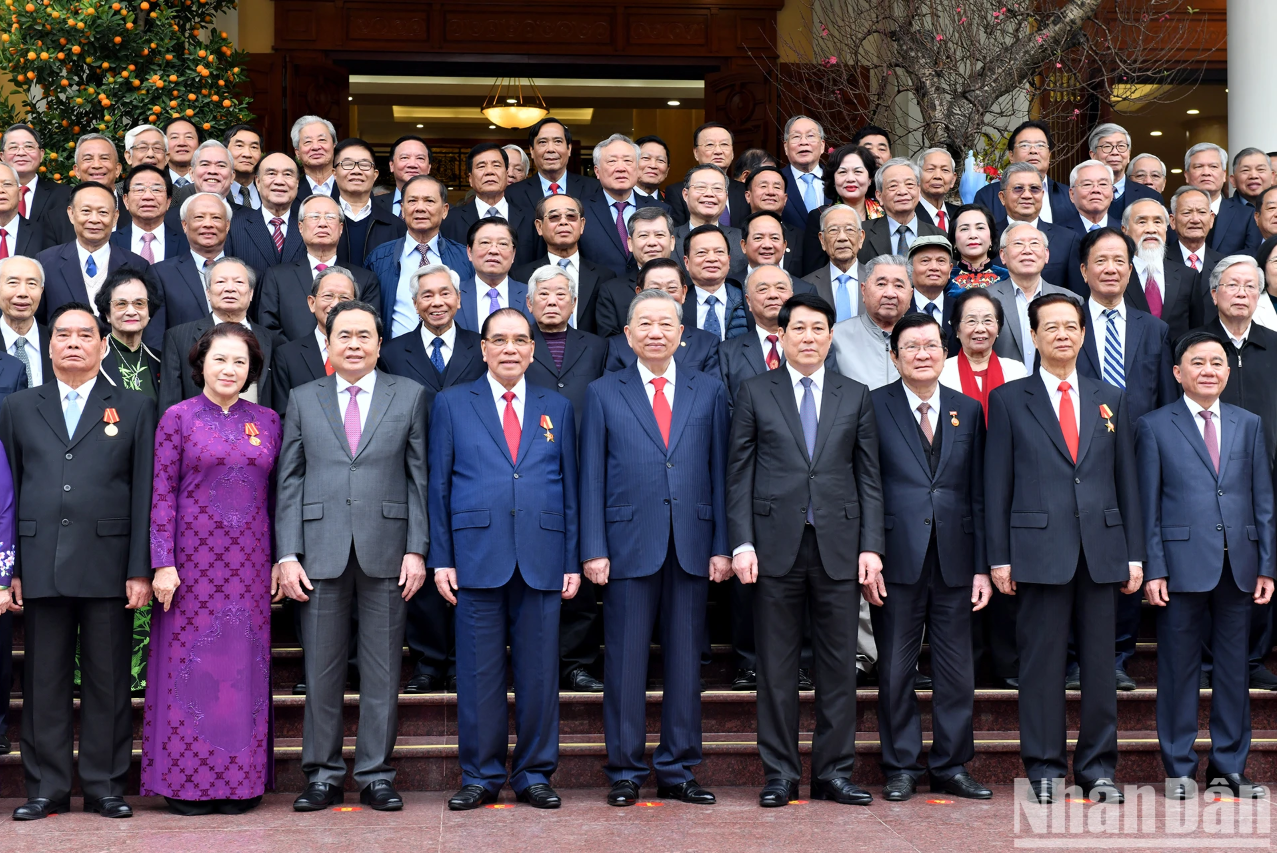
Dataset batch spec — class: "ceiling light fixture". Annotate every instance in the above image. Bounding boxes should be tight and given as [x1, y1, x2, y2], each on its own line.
[667, 100, 680, 106]
[1150, 131, 1163, 136]
[481, 77, 549, 129]
[1185, 109, 1200, 115]
[1170, 168, 1183, 174]
[416, 123, 424, 128]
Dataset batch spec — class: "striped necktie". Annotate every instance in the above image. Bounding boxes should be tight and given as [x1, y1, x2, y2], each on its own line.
[1102, 308, 1125, 389]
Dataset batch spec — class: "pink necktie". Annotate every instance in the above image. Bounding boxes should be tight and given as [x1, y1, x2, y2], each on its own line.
[614, 201, 630, 257]
[343, 386, 362, 455]
[139, 233, 156, 264]
[1144, 274, 1163, 319]
[1188, 253, 1199, 271]
[315, 263, 328, 272]
[1199, 410, 1219, 473]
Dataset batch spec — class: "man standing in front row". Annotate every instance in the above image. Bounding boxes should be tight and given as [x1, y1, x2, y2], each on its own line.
[579, 289, 731, 807]
[1137, 332, 1274, 800]
[430, 308, 579, 811]
[276, 301, 430, 813]
[727, 293, 885, 808]
[985, 293, 1144, 805]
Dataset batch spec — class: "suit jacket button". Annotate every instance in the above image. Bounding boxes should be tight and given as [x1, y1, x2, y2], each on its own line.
[350, 464, 357, 471]
[558, 382, 565, 388]
[346, 499, 351, 505]
[65, 453, 72, 460]
[63, 484, 70, 491]
[663, 499, 670, 505]
[1074, 511, 1080, 518]
[666, 462, 673, 468]
[511, 509, 516, 516]
[809, 473, 815, 479]
[1074, 478, 1081, 484]
[1218, 490, 1224, 496]
[1216, 523, 1223, 531]
[514, 473, 520, 479]
[924, 518, 931, 524]
[61, 518, 69, 526]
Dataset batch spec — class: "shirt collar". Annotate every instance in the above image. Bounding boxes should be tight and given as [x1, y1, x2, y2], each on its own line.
[828, 262, 857, 282]
[755, 322, 781, 351]
[636, 358, 676, 389]
[550, 251, 579, 269]
[262, 205, 291, 227]
[1080, 213, 1108, 231]
[918, 198, 940, 220]
[695, 284, 725, 305]
[56, 375, 96, 402]
[474, 196, 509, 218]
[1014, 279, 1044, 301]
[191, 249, 224, 272]
[421, 322, 456, 350]
[135, 221, 164, 238]
[313, 326, 327, 355]
[307, 252, 336, 271]
[901, 381, 941, 417]
[1223, 320, 1251, 346]
[486, 372, 526, 404]
[307, 174, 335, 195]
[22, 175, 37, 192]
[1, 317, 37, 347]
[169, 168, 190, 184]
[1179, 241, 1204, 262]
[76, 242, 109, 267]
[1039, 366, 1079, 396]
[1113, 177, 1126, 197]
[786, 362, 824, 390]
[404, 233, 439, 260]
[1089, 297, 1126, 322]
[790, 164, 822, 181]
[339, 196, 372, 219]
[914, 290, 944, 312]
[538, 172, 568, 194]
[1183, 394, 1222, 421]
[335, 369, 377, 396]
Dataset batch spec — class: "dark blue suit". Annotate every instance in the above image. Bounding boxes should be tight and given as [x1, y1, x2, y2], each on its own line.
[870, 382, 985, 782]
[225, 205, 305, 280]
[1034, 220, 1085, 297]
[1108, 180, 1163, 220]
[455, 277, 532, 333]
[1137, 401, 1275, 777]
[150, 252, 209, 335]
[364, 235, 474, 334]
[1209, 195, 1264, 257]
[780, 167, 819, 229]
[577, 188, 668, 278]
[34, 241, 160, 349]
[605, 326, 719, 375]
[427, 376, 578, 795]
[0, 349, 22, 734]
[579, 365, 729, 787]
[108, 221, 188, 260]
[975, 177, 1076, 234]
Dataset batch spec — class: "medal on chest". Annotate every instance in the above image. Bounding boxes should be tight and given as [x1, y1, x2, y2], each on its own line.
[102, 408, 120, 437]
[540, 414, 554, 442]
[245, 422, 261, 446]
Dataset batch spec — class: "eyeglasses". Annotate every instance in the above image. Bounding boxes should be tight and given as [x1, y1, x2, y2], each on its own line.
[3, 142, 37, 153]
[898, 343, 944, 355]
[110, 298, 149, 311]
[1093, 142, 1130, 155]
[1007, 184, 1043, 196]
[337, 159, 375, 172]
[1005, 239, 1046, 251]
[130, 143, 166, 154]
[960, 316, 998, 329]
[1217, 282, 1260, 295]
[542, 211, 581, 223]
[687, 183, 727, 195]
[1014, 141, 1050, 152]
[301, 212, 341, 223]
[127, 184, 167, 196]
[484, 335, 533, 348]
[823, 225, 861, 236]
[697, 142, 733, 152]
[1074, 180, 1112, 191]
[787, 132, 822, 144]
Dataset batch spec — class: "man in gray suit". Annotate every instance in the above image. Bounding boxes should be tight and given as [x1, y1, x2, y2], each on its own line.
[989, 222, 1082, 373]
[674, 164, 747, 281]
[803, 204, 866, 323]
[832, 254, 912, 391]
[276, 300, 430, 813]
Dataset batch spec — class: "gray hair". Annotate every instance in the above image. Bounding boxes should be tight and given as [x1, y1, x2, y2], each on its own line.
[1088, 122, 1131, 152]
[75, 132, 118, 161]
[873, 157, 921, 193]
[1170, 184, 1212, 214]
[0, 254, 44, 286]
[299, 192, 344, 222]
[863, 253, 910, 284]
[0, 124, 38, 151]
[191, 139, 232, 168]
[1120, 198, 1170, 229]
[502, 144, 530, 174]
[783, 115, 825, 141]
[914, 146, 956, 172]
[1185, 142, 1227, 172]
[527, 264, 578, 301]
[1126, 153, 1165, 178]
[203, 256, 256, 291]
[683, 162, 729, 189]
[591, 133, 641, 168]
[0, 161, 19, 185]
[409, 262, 460, 300]
[124, 124, 167, 153]
[998, 221, 1045, 250]
[626, 287, 683, 326]
[311, 265, 360, 299]
[1232, 146, 1268, 173]
[1000, 161, 1041, 191]
[290, 115, 337, 149]
[179, 191, 235, 222]
[1069, 158, 1112, 189]
[1209, 254, 1262, 292]
[627, 206, 675, 237]
[818, 203, 862, 232]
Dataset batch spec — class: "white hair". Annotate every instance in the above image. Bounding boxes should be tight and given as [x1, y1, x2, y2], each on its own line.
[1088, 122, 1131, 151]
[299, 192, 344, 222]
[1185, 142, 1228, 172]
[863, 254, 910, 283]
[1126, 153, 1165, 178]
[0, 161, 19, 185]
[502, 144, 530, 174]
[591, 133, 641, 168]
[1120, 199, 1170, 229]
[124, 124, 167, 153]
[818, 203, 862, 232]
[783, 115, 825, 141]
[191, 139, 232, 168]
[410, 262, 460, 300]
[914, 146, 956, 172]
[1170, 184, 1212, 214]
[312, 265, 360, 300]
[527, 264, 578, 301]
[0, 254, 44, 286]
[1209, 254, 1262, 292]
[290, 115, 337, 149]
[998, 221, 1045, 250]
[1069, 159, 1112, 189]
[203, 256, 256, 291]
[179, 191, 234, 222]
[873, 157, 921, 193]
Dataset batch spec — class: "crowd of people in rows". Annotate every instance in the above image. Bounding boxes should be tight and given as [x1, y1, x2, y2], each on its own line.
[0, 110, 1272, 820]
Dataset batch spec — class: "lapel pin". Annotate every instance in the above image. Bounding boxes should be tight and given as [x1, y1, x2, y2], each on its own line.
[245, 422, 262, 446]
[1099, 403, 1114, 433]
[102, 407, 120, 436]
[540, 414, 554, 442]
[949, 410, 959, 427]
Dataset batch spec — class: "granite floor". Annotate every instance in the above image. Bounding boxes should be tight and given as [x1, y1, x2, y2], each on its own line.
[2, 786, 1275, 853]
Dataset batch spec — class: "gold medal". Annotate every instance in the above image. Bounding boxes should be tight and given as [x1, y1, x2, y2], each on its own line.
[103, 423, 118, 437]
[245, 422, 261, 446]
[102, 407, 121, 437]
[249, 436, 261, 446]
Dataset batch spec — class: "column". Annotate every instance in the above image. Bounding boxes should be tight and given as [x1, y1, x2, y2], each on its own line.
[1227, 0, 1277, 159]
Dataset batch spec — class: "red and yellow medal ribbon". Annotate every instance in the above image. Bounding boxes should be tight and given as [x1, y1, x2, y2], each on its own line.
[539, 415, 553, 430]
[1099, 404, 1113, 419]
[245, 422, 262, 445]
[102, 408, 120, 424]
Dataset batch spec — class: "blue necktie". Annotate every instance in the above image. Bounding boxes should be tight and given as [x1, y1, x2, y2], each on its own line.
[429, 337, 445, 374]
[1088, 223, 1100, 232]
[557, 257, 575, 328]
[800, 173, 818, 212]
[1102, 308, 1125, 389]
[85, 255, 98, 278]
[703, 294, 722, 340]
[485, 206, 500, 218]
[834, 274, 853, 323]
[799, 377, 817, 523]
[64, 389, 81, 437]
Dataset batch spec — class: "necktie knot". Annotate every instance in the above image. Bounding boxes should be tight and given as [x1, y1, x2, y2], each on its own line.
[1088, 223, 1100, 232]
[557, 257, 571, 269]
[347, 386, 360, 399]
[917, 402, 930, 415]
[486, 206, 499, 218]
[315, 263, 328, 272]
[925, 302, 938, 318]
[141, 233, 154, 245]
[1189, 253, 1200, 270]
[1199, 410, 1213, 424]
[1058, 380, 1071, 393]
[1104, 308, 1119, 321]
[705, 294, 718, 306]
[502, 390, 515, 403]
[836, 274, 851, 286]
[549, 182, 561, 195]
[270, 217, 284, 228]
[66, 390, 78, 403]
[799, 376, 813, 390]
[766, 334, 778, 344]
[651, 377, 667, 394]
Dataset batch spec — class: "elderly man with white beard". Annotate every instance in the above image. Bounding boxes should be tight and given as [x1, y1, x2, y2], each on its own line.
[1122, 198, 1194, 344]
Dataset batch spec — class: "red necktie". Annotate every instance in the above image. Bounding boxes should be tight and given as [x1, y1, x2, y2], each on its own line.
[765, 334, 780, 370]
[18, 186, 27, 219]
[651, 377, 671, 447]
[1144, 273, 1163, 319]
[1057, 380, 1078, 463]
[270, 217, 285, 253]
[502, 391, 521, 462]
[1187, 253, 1199, 271]
[0, 228, 8, 260]
[324, 358, 334, 376]
[549, 182, 561, 195]
[937, 209, 946, 230]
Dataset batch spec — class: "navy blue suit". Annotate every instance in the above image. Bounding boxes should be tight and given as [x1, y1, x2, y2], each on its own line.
[1033, 220, 1085, 297]
[454, 277, 532, 334]
[150, 252, 210, 336]
[1108, 180, 1163, 219]
[35, 241, 160, 349]
[1137, 401, 1275, 777]
[1209, 195, 1263, 257]
[427, 376, 577, 795]
[780, 167, 820, 229]
[225, 205, 305, 280]
[109, 221, 188, 261]
[605, 325, 719, 376]
[975, 177, 1076, 234]
[870, 382, 985, 781]
[364, 235, 474, 334]
[578, 188, 668, 277]
[579, 365, 729, 787]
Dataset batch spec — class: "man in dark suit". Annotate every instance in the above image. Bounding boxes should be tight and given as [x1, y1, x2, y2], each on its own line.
[802, 204, 866, 322]
[579, 288, 730, 807]
[513, 193, 608, 333]
[995, 162, 1085, 295]
[429, 308, 578, 812]
[290, 115, 338, 203]
[672, 164, 748, 281]
[858, 158, 947, 262]
[226, 152, 304, 280]
[35, 183, 156, 345]
[594, 207, 676, 338]
[605, 259, 719, 375]
[150, 191, 232, 336]
[1137, 331, 1275, 800]
[739, 210, 814, 288]
[504, 117, 601, 210]
[1073, 227, 1176, 690]
[1, 123, 73, 245]
[916, 147, 960, 233]
[908, 235, 957, 346]
[456, 217, 531, 333]
[111, 164, 187, 266]
[372, 134, 431, 220]
[635, 135, 671, 203]
[331, 137, 405, 267]
[727, 292, 885, 808]
[169, 140, 242, 224]
[0, 255, 53, 387]
[975, 121, 1078, 234]
[1087, 123, 1163, 220]
[440, 143, 535, 266]
[744, 166, 807, 273]
[579, 135, 669, 278]
[258, 194, 379, 341]
[778, 116, 826, 229]
[664, 122, 748, 228]
[1185, 143, 1264, 257]
[684, 224, 748, 341]
[1, 302, 156, 820]
[1168, 186, 1225, 330]
[869, 313, 992, 802]
[1121, 200, 1193, 343]
[1061, 160, 1123, 238]
[272, 267, 356, 416]
[0, 161, 49, 259]
[159, 257, 277, 411]
[985, 293, 1144, 804]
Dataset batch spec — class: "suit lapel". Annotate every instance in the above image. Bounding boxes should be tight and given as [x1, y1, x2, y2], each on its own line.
[1075, 383, 1100, 465]
[36, 384, 70, 444]
[515, 386, 546, 470]
[742, 332, 767, 373]
[57, 243, 89, 303]
[1080, 320, 1102, 377]
[937, 388, 961, 477]
[1123, 311, 1147, 373]
[401, 329, 442, 388]
[558, 329, 588, 376]
[617, 367, 668, 452]
[768, 374, 810, 462]
[443, 331, 478, 386]
[809, 376, 840, 469]
[595, 194, 627, 256]
[1171, 403, 1217, 476]
[532, 329, 558, 375]
[457, 279, 478, 332]
[1025, 379, 1074, 464]
[1215, 407, 1239, 482]
[469, 378, 515, 465]
[665, 372, 696, 455]
[299, 335, 326, 381]
[352, 374, 393, 459]
[181, 255, 207, 310]
[67, 380, 110, 450]
[314, 376, 352, 458]
[885, 383, 931, 476]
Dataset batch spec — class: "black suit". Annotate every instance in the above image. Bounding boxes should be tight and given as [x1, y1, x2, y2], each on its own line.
[1169, 242, 1227, 330]
[0, 379, 156, 803]
[257, 259, 380, 342]
[595, 271, 640, 338]
[226, 205, 306, 281]
[985, 375, 1144, 784]
[975, 178, 1076, 234]
[1209, 195, 1263, 257]
[269, 331, 327, 417]
[294, 178, 341, 205]
[5, 215, 51, 258]
[336, 204, 406, 268]
[726, 368, 885, 784]
[34, 241, 161, 349]
[108, 221, 189, 262]
[159, 315, 278, 412]
[858, 214, 947, 263]
[870, 382, 985, 782]
[440, 200, 535, 267]
[1109, 180, 1163, 221]
[150, 252, 211, 336]
[505, 172, 601, 211]
[3, 323, 55, 389]
[664, 178, 749, 228]
[26, 175, 73, 246]
[1023, 219, 1086, 297]
[512, 256, 609, 335]
[1124, 260, 1194, 344]
[605, 326, 719, 376]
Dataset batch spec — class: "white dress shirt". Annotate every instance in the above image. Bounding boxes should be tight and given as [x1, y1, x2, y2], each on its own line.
[1183, 394, 1222, 440]
[57, 376, 97, 414]
[394, 235, 443, 337]
[421, 322, 456, 369]
[790, 164, 824, 209]
[902, 383, 941, 436]
[475, 277, 511, 326]
[230, 181, 261, 209]
[538, 172, 569, 197]
[20, 176, 38, 215]
[339, 196, 372, 222]
[1089, 297, 1127, 370]
[1, 318, 41, 386]
[261, 205, 292, 232]
[636, 358, 676, 409]
[1178, 241, 1207, 271]
[918, 198, 946, 230]
[914, 290, 946, 324]
[0, 215, 20, 257]
[1013, 279, 1045, 372]
[313, 327, 329, 365]
[169, 168, 192, 187]
[1038, 178, 1053, 223]
[130, 223, 165, 261]
[1210, 194, 1222, 215]
[828, 262, 859, 317]
[335, 369, 377, 431]
[307, 173, 336, 199]
[694, 285, 728, 340]
[1133, 257, 1165, 302]
[75, 243, 110, 304]
[755, 323, 782, 365]
[474, 197, 510, 220]
[487, 372, 526, 425]
[1008, 215, 1042, 230]
[1079, 213, 1109, 232]
[306, 253, 338, 276]
[1039, 366, 1080, 432]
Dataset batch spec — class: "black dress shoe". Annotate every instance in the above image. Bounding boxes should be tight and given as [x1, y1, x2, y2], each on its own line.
[1027, 779, 1055, 804]
[608, 780, 639, 807]
[1115, 667, 1137, 691]
[448, 784, 497, 811]
[0, 733, 9, 754]
[811, 777, 873, 805]
[1065, 666, 1081, 691]
[797, 668, 814, 690]
[13, 798, 71, 820]
[292, 681, 307, 696]
[1249, 667, 1278, 691]
[563, 667, 604, 692]
[447, 675, 458, 692]
[856, 669, 877, 687]
[914, 672, 933, 691]
[1165, 777, 1196, 800]
[731, 669, 757, 691]
[1206, 770, 1266, 798]
[657, 779, 715, 804]
[85, 796, 133, 818]
[996, 677, 1020, 690]
[882, 773, 916, 802]
[1199, 671, 1212, 690]
[931, 772, 992, 799]
[404, 673, 442, 694]
[1082, 778, 1124, 803]
[516, 783, 561, 809]
[759, 779, 799, 808]
[294, 782, 344, 811]
[360, 780, 403, 811]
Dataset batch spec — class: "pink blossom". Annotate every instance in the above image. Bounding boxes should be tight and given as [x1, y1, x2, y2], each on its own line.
[1055, 62, 1062, 68]
[936, 33, 945, 41]
[959, 17, 967, 23]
